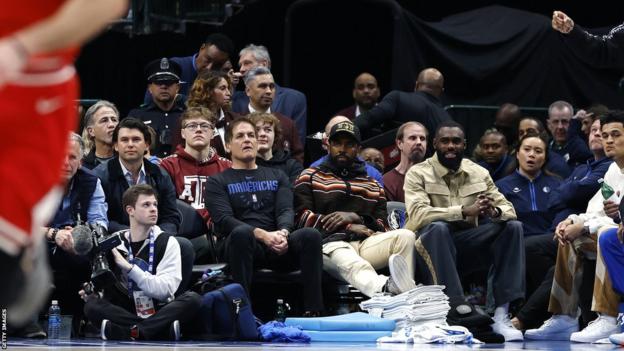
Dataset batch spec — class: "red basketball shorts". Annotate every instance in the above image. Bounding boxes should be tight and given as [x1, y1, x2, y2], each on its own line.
[0, 66, 78, 255]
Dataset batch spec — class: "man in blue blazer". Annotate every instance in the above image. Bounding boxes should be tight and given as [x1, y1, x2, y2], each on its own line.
[232, 44, 308, 145]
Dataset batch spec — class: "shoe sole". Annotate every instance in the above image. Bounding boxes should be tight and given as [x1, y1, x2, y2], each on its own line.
[388, 254, 415, 294]
[172, 320, 181, 341]
[499, 333, 524, 342]
[101, 320, 109, 341]
[571, 330, 620, 343]
[609, 334, 624, 345]
[525, 330, 576, 341]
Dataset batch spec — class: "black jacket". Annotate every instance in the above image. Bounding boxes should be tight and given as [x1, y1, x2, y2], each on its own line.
[93, 157, 181, 233]
[256, 149, 303, 184]
[127, 96, 186, 158]
[355, 90, 451, 143]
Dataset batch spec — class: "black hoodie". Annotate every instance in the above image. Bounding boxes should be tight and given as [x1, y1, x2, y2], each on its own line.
[256, 149, 304, 184]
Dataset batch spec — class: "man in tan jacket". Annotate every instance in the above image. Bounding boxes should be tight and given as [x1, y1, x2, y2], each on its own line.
[404, 120, 525, 342]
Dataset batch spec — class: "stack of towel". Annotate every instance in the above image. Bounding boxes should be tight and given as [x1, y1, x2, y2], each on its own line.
[360, 285, 476, 344]
[360, 284, 450, 329]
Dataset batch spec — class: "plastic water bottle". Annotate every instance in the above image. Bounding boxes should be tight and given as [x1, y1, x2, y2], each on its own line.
[275, 299, 290, 322]
[47, 300, 61, 343]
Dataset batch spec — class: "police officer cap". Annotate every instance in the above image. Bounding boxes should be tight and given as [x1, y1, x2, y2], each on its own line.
[145, 58, 182, 83]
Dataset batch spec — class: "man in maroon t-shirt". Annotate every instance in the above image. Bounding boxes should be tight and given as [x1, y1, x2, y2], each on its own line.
[383, 122, 428, 202]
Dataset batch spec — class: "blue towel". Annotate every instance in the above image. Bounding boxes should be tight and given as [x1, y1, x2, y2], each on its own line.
[285, 312, 395, 331]
[258, 321, 311, 343]
[304, 330, 392, 342]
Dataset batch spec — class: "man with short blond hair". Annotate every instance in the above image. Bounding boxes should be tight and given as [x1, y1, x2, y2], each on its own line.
[161, 107, 232, 227]
[383, 121, 428, 202]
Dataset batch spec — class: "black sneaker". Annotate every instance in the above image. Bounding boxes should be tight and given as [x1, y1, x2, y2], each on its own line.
[170, 320, 181, 341]
[468, 325, 505, 344]
[446, 297, 493, 328]
[101, 319, 132, 341]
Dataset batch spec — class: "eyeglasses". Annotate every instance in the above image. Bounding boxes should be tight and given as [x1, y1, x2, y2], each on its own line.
[184, 123, 214, 131]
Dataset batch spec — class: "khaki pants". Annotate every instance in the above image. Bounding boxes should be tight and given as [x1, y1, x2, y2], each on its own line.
[322, 229, 415, 297]
[549, 226, 620, 317]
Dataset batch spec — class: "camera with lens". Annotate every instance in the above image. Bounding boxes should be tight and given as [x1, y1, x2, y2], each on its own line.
[90, 224, 123, 291]
[73, 219, 123, 293]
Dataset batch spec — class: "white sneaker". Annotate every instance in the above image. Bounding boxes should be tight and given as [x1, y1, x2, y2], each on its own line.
[491, 313, 523, 341]
[609, 331, 624, 345]
[570, 314, 619, 343]
[525, 315, 579, 340]
[386, 254, 416, 295]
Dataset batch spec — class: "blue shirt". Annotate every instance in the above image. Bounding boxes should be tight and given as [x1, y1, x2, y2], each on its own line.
[478, 154, 512, 182]
[120, 159, 147, 186]
[51, 179, 108, 229]
[549, 135, 593, 168]
[548, 156, 613, 228]
[496, 170, 561, 236]
[310, 155, 384, 186]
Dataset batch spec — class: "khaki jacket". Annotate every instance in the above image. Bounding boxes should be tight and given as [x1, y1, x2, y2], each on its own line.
[404, 154, 516, 231]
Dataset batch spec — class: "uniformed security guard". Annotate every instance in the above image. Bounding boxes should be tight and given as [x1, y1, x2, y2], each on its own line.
[128, 58, 186, 158]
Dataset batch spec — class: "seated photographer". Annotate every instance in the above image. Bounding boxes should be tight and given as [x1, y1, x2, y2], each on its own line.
[43, 133, 108, 329]
[81, 184, 202, 341]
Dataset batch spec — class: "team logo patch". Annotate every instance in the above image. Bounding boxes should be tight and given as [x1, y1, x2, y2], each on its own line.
[513, 187, 521, 193]
[543, 186, 551, 193]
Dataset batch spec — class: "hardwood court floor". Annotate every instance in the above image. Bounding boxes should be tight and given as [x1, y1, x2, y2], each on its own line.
[6, 339, 621, 351]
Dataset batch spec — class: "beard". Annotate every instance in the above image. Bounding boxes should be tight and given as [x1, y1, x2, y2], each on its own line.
[408, 149, 426, 164]
[436, 149, 463, 170]
[330, 154, 355, 169]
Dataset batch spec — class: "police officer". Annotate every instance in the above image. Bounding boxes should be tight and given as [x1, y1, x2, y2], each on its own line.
[128, 58, 186, 158]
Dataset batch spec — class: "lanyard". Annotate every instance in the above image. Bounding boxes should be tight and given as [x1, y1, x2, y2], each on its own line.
[126, 229, 155, 296]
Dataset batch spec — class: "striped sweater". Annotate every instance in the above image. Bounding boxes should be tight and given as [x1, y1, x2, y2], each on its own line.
[294, 161, 388, 242]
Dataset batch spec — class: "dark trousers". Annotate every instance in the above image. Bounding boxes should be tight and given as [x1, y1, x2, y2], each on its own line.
[415, 220, 525, 306]
[221, 226, 324, 312]
[525, 233, 558, 296]
[515, 233, 557, 327]
[84, 291, 202, 340]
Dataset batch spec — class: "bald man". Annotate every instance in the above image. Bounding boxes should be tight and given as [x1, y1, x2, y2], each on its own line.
[336, 72, 380, 120]
[355, 68, 451, 145]
[493, 103, 522, 147]
[311, 116, 384, 186]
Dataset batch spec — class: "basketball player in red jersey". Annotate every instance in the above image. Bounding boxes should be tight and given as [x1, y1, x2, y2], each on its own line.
[0, 0, 127, 326]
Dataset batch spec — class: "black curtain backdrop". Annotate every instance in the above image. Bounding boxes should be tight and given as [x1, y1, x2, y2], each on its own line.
[76, 1, 624, 136]
[390, 5, 624, 108]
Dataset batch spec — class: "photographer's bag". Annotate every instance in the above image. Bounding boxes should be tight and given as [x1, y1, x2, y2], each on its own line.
[199, 283, 259, 340]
